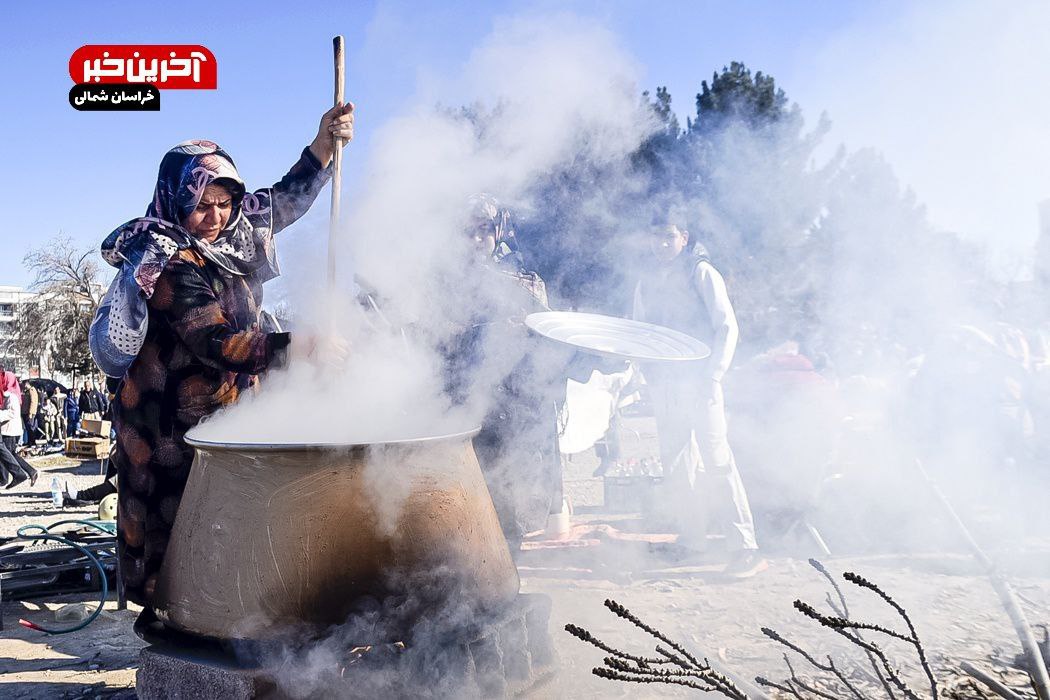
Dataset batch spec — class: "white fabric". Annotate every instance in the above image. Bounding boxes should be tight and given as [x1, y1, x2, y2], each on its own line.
[0, 391, 24, 438]
[558, 365, 634, 455]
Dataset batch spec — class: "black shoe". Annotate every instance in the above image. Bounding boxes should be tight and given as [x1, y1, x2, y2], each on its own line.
[29, 471, 38, 488]
[5, 476, 27, 490]
[62, 495, 92, 508]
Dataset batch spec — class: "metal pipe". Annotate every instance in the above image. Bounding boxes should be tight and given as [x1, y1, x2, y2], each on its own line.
[917, 459, 1050, 700]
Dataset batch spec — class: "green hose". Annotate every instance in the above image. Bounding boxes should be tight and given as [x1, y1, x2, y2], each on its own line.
[14, 519, 111, 634]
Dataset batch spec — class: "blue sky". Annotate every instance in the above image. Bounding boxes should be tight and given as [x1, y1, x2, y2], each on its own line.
[3, 0, 1046, 286]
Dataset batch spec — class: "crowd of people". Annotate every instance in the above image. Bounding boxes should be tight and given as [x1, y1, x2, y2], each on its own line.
[20, 379, 109, 447]
[0, 367, 113, 489]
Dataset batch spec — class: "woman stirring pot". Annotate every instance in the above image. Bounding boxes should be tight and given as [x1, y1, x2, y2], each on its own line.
[90, 103, 354, 621]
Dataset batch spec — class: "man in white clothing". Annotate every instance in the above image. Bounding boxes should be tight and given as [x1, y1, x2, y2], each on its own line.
[633, 222, 765, 578]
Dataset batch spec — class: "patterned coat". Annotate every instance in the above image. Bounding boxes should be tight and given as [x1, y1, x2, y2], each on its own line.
[112, 144, 329, 606]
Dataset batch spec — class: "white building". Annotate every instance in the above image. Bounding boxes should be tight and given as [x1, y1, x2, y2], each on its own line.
[0, 285, 38, 373]
[0, 284, 101, 387]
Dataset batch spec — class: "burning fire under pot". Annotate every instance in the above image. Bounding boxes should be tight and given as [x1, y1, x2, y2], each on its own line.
[136, 428, 557, 698]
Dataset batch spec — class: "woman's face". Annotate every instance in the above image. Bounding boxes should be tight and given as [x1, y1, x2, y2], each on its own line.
[467, 216, 496, 258]
[184, 183, 233, 242]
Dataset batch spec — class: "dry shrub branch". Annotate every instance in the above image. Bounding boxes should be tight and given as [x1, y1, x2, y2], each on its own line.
[566, 560, 1042, 699]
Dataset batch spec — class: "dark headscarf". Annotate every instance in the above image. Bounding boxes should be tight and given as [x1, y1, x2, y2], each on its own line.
[467, 193, 548, 308]
[468, 193, 525, 270]
[90, 140, 281, 377]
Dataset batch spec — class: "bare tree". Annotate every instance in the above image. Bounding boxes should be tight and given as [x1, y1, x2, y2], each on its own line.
[13, 236, 105, 380]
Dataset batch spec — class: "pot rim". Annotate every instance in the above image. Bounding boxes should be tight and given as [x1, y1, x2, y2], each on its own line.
[183, 426, 482, 452]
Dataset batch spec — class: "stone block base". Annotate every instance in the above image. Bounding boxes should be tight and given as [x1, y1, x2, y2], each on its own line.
[136, 593, 555, 699]
[137, 646, 272, 699]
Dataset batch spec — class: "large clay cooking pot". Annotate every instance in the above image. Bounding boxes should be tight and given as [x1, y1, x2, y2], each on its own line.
[151, 428, 520, 641]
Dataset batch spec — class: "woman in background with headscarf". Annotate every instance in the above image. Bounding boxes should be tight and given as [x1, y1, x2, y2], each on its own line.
[90, 102, 354, 615]
[444, 194, 572, 546]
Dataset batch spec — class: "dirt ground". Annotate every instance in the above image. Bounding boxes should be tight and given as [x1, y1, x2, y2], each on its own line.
[1, 423, 1048, 699]
[0, 453, 143, 699]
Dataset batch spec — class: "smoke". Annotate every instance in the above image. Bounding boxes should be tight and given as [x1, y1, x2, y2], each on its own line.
[191, 17, 660, 695]
[186, 6, 1050, 694]
[792, 0, 1050, 277]
[192, 1, 1046, 571]
[195, 13, 656, 447]
[639, 120, 1044, 554]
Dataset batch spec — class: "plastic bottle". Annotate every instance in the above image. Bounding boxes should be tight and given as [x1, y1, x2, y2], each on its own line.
[50, 477, 63, 508]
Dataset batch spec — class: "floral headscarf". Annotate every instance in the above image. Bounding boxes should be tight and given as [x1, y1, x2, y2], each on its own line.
[89, 140, 280, 378]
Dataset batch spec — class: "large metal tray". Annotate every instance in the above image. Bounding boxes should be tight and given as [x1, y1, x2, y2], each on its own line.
[525, 311, 710, 362]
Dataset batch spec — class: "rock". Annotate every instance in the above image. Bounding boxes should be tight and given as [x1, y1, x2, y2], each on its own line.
[137, 647, 267, 700]
[55, 603, 95, 623]
[497, 614, 532, 682]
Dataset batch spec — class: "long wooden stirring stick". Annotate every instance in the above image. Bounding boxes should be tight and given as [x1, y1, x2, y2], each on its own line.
[329, 35, 345, 288]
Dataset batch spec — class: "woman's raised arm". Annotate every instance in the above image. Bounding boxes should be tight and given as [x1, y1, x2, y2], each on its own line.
[244, 103, 355, 235]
